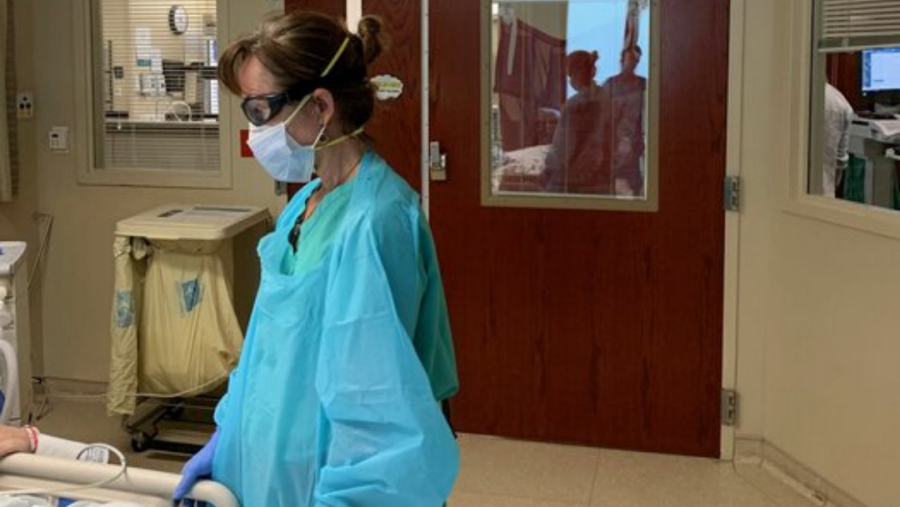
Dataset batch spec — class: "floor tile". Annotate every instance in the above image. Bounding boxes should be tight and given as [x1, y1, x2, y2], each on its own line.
[31, 400, 823, 507]
[590, 449, 815, 507]
[455, 433, 600, 504]
[450, 491, 586, 507]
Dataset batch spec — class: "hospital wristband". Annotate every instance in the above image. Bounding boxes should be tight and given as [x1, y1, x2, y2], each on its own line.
[24, 425, 39, 453]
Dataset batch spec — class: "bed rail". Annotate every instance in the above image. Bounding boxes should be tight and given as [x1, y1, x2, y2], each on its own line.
[0, 454, 239, 507]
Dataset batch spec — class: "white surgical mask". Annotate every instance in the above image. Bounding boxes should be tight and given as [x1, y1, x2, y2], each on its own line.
[247, 98, 326, 183]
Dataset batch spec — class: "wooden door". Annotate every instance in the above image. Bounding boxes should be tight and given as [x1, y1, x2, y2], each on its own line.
[428, 0, 728, 457]
[289, 0, 729, 457]
[284, 0, 343, 20]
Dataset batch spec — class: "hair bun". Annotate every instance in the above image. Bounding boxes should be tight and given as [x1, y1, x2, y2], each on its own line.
[357, 15, 389, 66]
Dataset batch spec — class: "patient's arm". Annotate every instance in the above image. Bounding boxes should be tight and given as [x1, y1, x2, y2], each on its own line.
[0, 425, 31, 457]
[0, 425, 108, 463]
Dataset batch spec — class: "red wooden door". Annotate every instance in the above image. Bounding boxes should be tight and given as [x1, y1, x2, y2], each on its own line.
[284, 0, 343, 20]
[289, 0, 729, 458]
[428, 0, 728, 457]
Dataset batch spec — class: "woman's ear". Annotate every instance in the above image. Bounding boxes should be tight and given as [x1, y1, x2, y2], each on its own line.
[312, 88, 336, 125]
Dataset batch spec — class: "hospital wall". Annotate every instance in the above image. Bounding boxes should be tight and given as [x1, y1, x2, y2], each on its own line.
[0, 0, 284, 381]
[736, 2, 900, 507]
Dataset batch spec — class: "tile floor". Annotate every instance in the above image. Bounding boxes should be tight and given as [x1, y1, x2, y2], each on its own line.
[34, 400, 819, 507]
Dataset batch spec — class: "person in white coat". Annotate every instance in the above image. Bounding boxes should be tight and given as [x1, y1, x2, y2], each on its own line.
[823, 82, 854, 198]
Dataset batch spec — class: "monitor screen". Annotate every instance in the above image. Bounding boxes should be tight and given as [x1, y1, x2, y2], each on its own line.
[862, 47, 900, 93]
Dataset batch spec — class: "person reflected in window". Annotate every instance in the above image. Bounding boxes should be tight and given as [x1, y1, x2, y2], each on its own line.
[541, 50, 612, 194]
[603, 46, 647, 197]
[823, 82, 853, 198]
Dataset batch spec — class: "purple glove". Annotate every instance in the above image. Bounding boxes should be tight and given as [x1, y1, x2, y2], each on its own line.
[173, 430, 220, 502]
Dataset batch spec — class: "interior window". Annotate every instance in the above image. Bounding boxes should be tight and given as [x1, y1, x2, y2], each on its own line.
[91, 0, 221, 175]
[809, 1, 900, 210]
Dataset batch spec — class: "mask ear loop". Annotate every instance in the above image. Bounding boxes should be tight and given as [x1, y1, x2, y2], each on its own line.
[321, 37, 351, 78]
[316, 126, 366, 150]
[283, 94, 311, 127]
[312, 123, 328, 147]
[305, 37, 354, 149]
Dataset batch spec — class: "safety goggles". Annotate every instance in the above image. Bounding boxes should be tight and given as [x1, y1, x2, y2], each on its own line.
[240, 37, 352, 127]
[240, 87, 313, 127]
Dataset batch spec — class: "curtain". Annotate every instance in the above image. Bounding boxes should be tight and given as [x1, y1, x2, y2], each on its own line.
[494, 15, 567, 151]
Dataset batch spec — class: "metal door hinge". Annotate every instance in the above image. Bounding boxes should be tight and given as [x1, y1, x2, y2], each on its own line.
[724, 175, 740, 212]
[721, 389, 738, 427]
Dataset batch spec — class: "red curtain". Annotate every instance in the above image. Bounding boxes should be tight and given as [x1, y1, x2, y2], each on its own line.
[494, 18, 567, 151]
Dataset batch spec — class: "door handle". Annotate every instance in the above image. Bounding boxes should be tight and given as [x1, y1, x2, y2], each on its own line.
[429, 141, 447, 182]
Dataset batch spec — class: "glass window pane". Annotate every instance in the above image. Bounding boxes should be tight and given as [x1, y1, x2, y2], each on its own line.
[96, 0, 220, 173]
[810, 49, 900, 209]
[489, 0, 652, 202]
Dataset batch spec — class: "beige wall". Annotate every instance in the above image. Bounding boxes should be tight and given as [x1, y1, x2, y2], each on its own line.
[5, 0, 283, 382]
[735, 1, 900, 507]
[731, 0, 786, 442]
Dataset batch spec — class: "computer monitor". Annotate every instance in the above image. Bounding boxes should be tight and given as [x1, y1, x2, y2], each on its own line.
[862, 47, 900, 94]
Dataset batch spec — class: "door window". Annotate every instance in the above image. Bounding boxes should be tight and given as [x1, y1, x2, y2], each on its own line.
[484, 0, 658, 211]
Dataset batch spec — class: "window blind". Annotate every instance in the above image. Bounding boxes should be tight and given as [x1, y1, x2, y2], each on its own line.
[820, 0, 900, 52]
[96, 0, 219, 172]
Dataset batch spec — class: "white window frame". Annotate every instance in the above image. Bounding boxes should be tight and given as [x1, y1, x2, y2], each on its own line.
[72, 0, 234, 189]
[783, 0, 900, 241]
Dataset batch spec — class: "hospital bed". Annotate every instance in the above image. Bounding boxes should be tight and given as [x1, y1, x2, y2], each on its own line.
[0, 454, 238, 507]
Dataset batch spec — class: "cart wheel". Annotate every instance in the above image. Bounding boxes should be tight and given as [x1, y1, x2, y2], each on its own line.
[131, 432, 150, 452]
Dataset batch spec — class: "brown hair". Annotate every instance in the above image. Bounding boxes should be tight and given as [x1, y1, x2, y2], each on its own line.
[566, 50, 599, 77]
[218, 11, 389, 134]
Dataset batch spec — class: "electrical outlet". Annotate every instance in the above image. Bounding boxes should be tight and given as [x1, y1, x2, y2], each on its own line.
[49, 126, 69, 153]
[16, 92, 33, 119]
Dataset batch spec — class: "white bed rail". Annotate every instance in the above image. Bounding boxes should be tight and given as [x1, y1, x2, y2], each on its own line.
[0, 454, 239, 507]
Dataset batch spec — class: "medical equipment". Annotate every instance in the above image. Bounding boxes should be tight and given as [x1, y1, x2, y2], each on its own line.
[0, 452, 238, 507]
[848, 117, 900, 207]
[0, 242, 31, 425]
[862, 47, 900, 94]
[109, 205, 268, 454]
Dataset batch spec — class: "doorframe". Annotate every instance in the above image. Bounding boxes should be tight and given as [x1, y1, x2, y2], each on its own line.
[417, 0, 745, 460]
[721, 0, 746, 461]
[420, 0, 432, 218]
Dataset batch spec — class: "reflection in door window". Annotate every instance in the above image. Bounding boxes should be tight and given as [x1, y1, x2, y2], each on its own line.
[490, 0, 651, 199]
